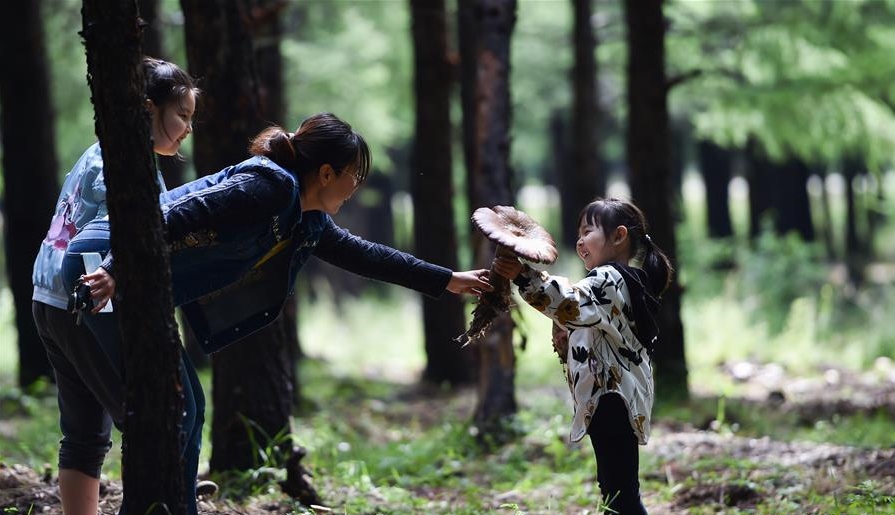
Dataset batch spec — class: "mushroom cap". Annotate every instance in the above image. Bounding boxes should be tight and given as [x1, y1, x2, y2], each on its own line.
[472, 205, 558, 264]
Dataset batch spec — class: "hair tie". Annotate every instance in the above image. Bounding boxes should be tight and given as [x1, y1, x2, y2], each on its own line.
[643, 234, 653, 244]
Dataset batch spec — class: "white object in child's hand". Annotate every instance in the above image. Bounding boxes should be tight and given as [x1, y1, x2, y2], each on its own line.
[82, 252, 113, 313]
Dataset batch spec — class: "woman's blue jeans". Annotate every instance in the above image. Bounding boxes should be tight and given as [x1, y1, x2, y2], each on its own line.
[62, 219, 204, 515]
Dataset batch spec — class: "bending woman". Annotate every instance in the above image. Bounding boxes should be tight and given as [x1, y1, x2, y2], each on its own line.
[62, 112, 492, 514]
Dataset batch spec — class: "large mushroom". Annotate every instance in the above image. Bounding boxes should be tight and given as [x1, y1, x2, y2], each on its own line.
[457, 205, 558, 346]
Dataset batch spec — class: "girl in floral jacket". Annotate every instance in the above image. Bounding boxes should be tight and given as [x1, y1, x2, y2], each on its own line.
[493, 197, 673, 515]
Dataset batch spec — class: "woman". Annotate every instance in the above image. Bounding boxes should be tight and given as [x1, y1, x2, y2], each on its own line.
[64, 112, 492, 515]
[31, 56, 197, 515]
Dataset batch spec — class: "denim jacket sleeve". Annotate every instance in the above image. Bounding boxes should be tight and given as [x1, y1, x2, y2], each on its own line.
[312, 216, 452, 298]
[162, 167, 293, 243]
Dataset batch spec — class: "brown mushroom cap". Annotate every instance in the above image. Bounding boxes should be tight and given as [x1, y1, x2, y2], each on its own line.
[472, 205, 558, 264]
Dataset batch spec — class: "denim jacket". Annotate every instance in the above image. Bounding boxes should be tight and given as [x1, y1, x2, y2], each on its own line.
[32, 142, 167, 309]
[99, 156, 452, 353]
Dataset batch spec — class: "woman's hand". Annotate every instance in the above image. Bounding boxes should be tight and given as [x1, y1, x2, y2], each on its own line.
[446, 269, 493, 296]
[82, 267, 116, 314]
[492, 256, 523, 280]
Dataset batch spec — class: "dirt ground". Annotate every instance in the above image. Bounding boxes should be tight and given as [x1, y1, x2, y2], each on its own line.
[2, 359, 894, 514]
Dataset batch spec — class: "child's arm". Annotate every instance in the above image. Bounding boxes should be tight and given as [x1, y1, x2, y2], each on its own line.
[505, 262, 625, 330]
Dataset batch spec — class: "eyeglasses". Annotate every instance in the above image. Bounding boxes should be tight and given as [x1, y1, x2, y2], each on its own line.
[346, 169, 363, 187]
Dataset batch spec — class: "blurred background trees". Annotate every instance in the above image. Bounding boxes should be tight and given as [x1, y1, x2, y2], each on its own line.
[1, 0, 894, 454]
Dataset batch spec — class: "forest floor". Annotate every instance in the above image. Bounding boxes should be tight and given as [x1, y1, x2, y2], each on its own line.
[2, 359, 894, 514]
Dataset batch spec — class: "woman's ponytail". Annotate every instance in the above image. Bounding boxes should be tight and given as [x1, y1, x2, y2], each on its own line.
[248, 126, 298, 170]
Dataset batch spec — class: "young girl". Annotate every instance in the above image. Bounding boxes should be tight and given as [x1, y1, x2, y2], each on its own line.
[493, 197, 672, 515]
[31, 56, 198, 515]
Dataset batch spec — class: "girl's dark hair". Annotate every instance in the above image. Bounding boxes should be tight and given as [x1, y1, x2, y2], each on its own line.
[578, 197, 674, 295]
[248, 112, 371, 184]
[143, 57, 199, 146]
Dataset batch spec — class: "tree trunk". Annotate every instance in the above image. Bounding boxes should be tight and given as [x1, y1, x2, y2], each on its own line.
[842, 158, 865, 285]
[623, 0, 688, 400]
[559, 0, 602, 248]
[696, 140, 733, 239]
[179, 0, 293, 472]
[458, 0, 519, 437]
[0, 0, 58, 387]
[81, 0, 185, 513]
[410, 0, 473, 387]
[744, 138, 773, 239]
[775, 159, 814, 241]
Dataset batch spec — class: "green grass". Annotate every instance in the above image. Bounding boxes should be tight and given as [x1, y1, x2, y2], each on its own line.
[3, 172, 895, 512]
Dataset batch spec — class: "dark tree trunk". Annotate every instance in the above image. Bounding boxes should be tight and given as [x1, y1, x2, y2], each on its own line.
[251, 0, 286, 126]
[696, 140, 733, 239]
[410, 0, 473, 387]
[209, 326, 295, 470]
[458, 0, 519, 437]
[180, 0, 263, 175]
[841, 158, 865, 285]
[137, 0, 163, 58]
[775, 159, 814, 241]
[623, 0, 688, 400]
[0, 0, 58, 387]
[179, 0, 292, 473]
[744, 138, 774, 239]
[559, 0, 602, 247]
[81, 0, 185, 513]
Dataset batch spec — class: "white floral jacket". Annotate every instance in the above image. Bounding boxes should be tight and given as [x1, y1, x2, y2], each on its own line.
[514, 263, 656, 444]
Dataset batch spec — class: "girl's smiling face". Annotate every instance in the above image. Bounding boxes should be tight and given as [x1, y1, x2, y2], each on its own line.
[576, 217, 628, 270]
[150, 91, 196, 156]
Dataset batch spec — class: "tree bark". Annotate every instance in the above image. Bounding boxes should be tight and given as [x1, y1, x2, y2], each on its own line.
[458, 0, 519, 437]
[697, 140, 733, 239]
[81, 0, 185, 513]
[744, 138, 774, 239]
[560, 0, 602, 247]
[410, 0, 473, 387]
[623, 0, 688, 400]
[776, 159, 814, 241]
[0, 0, 58, 387]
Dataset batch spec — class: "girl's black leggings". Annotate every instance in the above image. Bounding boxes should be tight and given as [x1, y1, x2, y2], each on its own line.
[587, 393, 649, 515]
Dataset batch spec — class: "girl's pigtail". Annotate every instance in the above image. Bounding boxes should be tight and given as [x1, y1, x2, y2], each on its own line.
[640, 233, 673, 296]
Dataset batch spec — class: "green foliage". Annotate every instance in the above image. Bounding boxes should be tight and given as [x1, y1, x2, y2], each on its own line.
[737, 223, 828, 334]
[668, 0, 895, 169]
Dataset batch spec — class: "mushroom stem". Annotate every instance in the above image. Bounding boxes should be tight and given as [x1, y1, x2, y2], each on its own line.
[456, 244, 514, 347]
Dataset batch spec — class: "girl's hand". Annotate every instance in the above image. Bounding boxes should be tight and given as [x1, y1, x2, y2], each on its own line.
[82, 267, 115, 314]
[552, 322, 569, 363]
[446, 269, 493, 296]
[492, 256, 523, 280]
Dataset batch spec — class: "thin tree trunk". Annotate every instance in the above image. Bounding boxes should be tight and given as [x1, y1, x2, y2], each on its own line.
[81, 0, 184, 512]
[458, 0, 519, 438]
[697, 140, 733, 239]
[842, 158, 864, 285]
[776, 160, 814, 241]
[0, 0, 58, 387]
[744, 138, 774, 239]
[623, 0, 688, 400]
[560, 0, 602, 247]
[411, 0, 473, 386]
